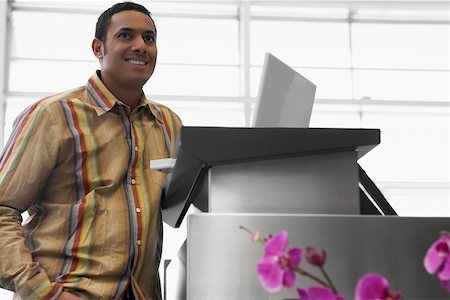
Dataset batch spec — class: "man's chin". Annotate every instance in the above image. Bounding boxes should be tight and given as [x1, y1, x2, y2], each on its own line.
[126, 75, 151, 89]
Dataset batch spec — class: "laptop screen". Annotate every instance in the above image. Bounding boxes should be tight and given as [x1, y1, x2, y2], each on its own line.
[252, 53, 317, 128]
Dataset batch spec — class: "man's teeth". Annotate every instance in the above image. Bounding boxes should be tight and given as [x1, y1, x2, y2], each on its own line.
[128, 60, 146, 65]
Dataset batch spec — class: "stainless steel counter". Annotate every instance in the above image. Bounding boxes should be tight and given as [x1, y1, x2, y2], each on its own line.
[186, 214, 450, 299]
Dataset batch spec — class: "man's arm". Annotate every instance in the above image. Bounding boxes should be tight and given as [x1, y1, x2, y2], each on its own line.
[0, 103, 64, 299]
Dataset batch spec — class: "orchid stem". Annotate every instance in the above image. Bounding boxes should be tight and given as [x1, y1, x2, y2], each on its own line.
[239, 225, 252, 234]
[239, 225, 265, 245]
[320, 266, 337, 294]
[294, 267, 330, 288]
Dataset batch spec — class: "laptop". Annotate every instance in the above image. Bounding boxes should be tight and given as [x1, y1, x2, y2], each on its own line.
[252, 53, 317, 128]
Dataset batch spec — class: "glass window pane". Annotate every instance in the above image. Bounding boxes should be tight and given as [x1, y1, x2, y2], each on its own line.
[250, 20, 351, 68]
[352, 23, 450, 70]
[146, 64, 239, 96]
[354, 70, 450, 101]
[8, 60, 97, 93]
[354, 8, 450, 22]
[359, 106, 450, 183]
[250, 67, 352, 99]
[156, 17, 239, 65]
[148, 1, 237, 16]
[251, 5, 348, 19]
[9, 61, 239, 97]
[0, 290, 12, 300]
[299, 69, 352, 100]
[380, 186, 450, 217]
[310, 103, 362, 128]
[11, 11, 97, 61]
[156, 100, 245, 127]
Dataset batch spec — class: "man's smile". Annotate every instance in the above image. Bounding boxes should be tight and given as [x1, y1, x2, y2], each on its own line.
[126, 59, 147, 66]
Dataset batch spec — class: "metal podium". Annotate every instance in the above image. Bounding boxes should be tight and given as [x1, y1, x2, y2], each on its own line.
[161, 126, 449, 299]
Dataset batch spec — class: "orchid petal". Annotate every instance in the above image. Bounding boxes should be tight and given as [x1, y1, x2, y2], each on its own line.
[307, 286, 341, 300]
[440, 279, 450, 292]
[437, 241, 450, 280]
[283, 268, 296, 288]
[257, 257, 283, 293]
[264, 231, 288, 257]
[355, 273, 389, 300]
[288, 247, 302, 268]
[438, 255, 450, 280]
[424, 237, 449, 275]
[297, 288, 309, 300]
[297, 286, 344, 300]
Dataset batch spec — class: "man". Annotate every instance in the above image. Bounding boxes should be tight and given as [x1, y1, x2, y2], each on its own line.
[0, 2, 181, 299]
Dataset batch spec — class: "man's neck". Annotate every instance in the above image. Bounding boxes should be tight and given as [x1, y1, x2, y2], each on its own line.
[109, 86, 143, 111]
[99, 71, 143, 111]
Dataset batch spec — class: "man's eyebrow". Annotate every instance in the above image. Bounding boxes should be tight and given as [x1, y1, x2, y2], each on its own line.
[115, 27, 134, 34]
[116, 27, 155, 34]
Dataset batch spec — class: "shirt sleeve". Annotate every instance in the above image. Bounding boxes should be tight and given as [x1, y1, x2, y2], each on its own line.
[0, 103, 64, 299]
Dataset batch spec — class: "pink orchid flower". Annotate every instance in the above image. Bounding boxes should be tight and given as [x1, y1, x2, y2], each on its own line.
[424, 231, 450, 292]
[355, 273, 402, 300]
[257, 231, 302, 292]
[297, 286, 344, 300]
[306, 246, 327, 267]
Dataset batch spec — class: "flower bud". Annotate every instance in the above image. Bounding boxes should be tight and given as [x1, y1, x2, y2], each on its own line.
[306, 246, 327, 267]
[251, 231, 260, 242]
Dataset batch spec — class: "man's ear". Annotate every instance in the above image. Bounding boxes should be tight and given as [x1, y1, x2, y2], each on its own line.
[92, 38, 104, 59]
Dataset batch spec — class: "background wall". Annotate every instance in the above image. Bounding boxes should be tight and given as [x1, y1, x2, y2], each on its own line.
[0, 0, 448, 298]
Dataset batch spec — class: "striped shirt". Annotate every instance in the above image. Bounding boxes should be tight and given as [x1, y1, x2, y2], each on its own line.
[0, 72, 182, 299]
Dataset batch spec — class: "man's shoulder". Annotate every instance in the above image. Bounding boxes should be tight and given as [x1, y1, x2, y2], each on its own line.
[12, 86, 88, 128]
[147, 99, 176, 114]
[33, 86, 87, 111]
[16, 86, 86, 119]
[146, 99, 181, 122]
[146, 99, 182, 154]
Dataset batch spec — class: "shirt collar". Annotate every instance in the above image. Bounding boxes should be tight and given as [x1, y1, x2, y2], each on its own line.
[85, 71, 163, 123]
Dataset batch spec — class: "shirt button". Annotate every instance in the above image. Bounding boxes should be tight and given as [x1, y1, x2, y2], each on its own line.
[136, 208, 141, 213]
[131, 179, 136, 184]
[134, 146, 138, 152]
[137, 240, 141, 246]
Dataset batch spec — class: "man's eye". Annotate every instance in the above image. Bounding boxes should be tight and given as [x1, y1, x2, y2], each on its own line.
[118, 32, 131, 39]
[143, 35, 155, 43]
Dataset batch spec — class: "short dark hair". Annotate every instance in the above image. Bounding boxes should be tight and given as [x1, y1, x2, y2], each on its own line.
[95, 2, 156, 42]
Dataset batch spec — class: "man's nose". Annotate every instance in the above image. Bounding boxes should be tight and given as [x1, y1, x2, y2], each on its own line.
[132, 36, 147, 52]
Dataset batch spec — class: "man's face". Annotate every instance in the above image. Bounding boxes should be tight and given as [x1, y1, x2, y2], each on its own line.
[95, 10, 157, 90]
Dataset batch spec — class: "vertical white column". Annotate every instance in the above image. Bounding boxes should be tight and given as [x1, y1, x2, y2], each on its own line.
[0, 2, 14, 297]
[0, 0, 9, 147]
[238, 0, 252, 126]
